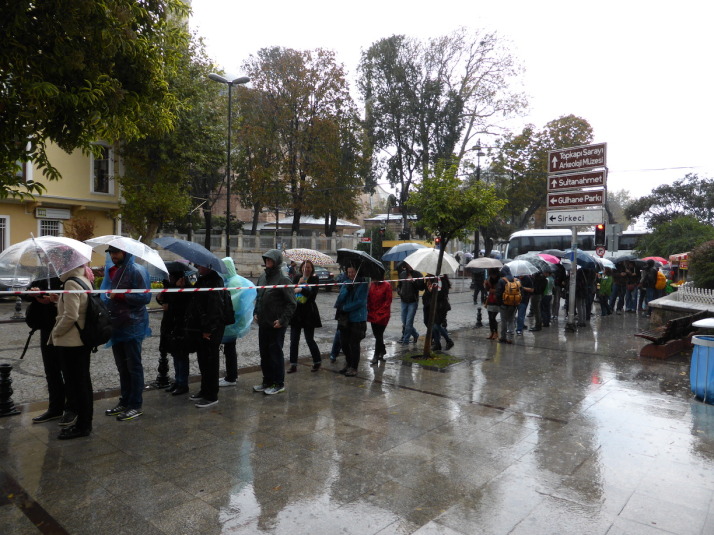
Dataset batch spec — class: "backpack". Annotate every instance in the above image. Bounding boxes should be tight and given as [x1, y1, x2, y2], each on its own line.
[67, 277, 112, 353]
[222, 290, 235, 325]
[502, 278, 522, 306]
[655, 270, 666, 291]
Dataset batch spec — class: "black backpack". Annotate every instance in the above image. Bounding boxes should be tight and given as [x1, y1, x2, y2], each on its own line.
[67, 277, 112, 353]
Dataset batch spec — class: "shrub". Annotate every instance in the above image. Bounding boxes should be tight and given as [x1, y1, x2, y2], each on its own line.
[689, 240, 714, 289]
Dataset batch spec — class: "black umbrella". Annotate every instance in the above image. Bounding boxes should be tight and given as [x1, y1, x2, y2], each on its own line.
[611, 254, 646, 268]
[153, 237, 226, 274]
[336, 249, 385, 279]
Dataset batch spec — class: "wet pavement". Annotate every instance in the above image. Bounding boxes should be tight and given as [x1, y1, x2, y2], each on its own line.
[1, 282, 713, 534]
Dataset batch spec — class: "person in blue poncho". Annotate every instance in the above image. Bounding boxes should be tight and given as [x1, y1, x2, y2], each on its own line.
[334, 264, 368, 377]
[101, 246, 152, 422]
[219, 257, 256, 387]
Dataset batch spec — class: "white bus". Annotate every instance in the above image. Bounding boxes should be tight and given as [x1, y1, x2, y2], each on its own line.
[502, 228, 648, 260]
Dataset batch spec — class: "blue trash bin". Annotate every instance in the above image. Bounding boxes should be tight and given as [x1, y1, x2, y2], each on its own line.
[691, 335, 714, 404]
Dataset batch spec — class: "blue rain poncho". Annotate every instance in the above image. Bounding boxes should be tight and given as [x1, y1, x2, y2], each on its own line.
[100, 252, 152, 345]
[221, 257, 256, 343]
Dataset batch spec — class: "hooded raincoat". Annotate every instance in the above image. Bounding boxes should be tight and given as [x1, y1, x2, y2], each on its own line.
[221, 257, 257, 342]
[254, 249, 296, 328]
[100, 252, 151, 345]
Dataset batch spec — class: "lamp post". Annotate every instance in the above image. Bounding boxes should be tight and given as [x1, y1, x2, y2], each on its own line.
[208, 73, 250, 257]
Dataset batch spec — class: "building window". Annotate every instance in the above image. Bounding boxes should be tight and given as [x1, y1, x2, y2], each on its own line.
[91, 144, 113, 194]
[0, 217, 7, 253]
[39, 219, 62, 237]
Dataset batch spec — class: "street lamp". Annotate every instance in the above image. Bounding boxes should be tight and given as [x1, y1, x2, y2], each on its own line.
[208, 73, 250, 257]
[471, 139, 486, 181]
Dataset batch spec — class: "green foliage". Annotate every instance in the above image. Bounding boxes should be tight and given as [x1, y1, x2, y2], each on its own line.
[488, 115, 593, 234]
[359, 29, 525, 228]
[689, 240, 714, 289]
[237, 47, 367, 236]
[624, 174, 714, 227]
[119, 33, 223, 243]
[635, 216, 714, 258]
[0, 0, 191, 198]
[410, 163, 505, 249]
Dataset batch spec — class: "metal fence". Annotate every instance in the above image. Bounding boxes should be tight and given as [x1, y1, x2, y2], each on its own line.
[675, 285, 714, 307]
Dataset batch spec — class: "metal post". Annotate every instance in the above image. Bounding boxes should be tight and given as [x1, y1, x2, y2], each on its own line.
[226, 82, 232, 258]
[565, 227, 578, 332]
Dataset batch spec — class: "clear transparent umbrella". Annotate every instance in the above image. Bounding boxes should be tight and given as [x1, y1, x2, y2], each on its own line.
[86, 235, 168, 274]
[402, 248, 459, 276]
[0, 236, 94, 288]
[505, 259, 540, 277]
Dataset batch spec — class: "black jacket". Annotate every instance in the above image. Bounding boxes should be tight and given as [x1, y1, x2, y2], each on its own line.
[184, 269, 226, 341]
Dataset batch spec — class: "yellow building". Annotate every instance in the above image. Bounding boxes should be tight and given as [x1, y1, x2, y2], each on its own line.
[1, 142, 121, 255]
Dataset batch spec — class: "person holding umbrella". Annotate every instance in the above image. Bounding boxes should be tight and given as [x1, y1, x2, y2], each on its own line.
[334, 264, 368, 377]
[101, 246, 152, 422]
[253, 250, 297, 395]
[288, 260, 323, 374]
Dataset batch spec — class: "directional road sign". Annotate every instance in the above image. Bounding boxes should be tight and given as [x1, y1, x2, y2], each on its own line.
[548, 169, 607, 192]
[548, 189, 605, 209]
[548, 143, 607, 174]
[546, 208, 604, 226]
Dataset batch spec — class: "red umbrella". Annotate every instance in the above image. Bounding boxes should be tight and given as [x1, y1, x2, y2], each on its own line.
[538, 253, 561, 264]
[642, 256, 668, 265]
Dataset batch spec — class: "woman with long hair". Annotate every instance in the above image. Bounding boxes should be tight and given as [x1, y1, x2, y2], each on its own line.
[484, 268, 501, 340]
[288, 260, 323, 373]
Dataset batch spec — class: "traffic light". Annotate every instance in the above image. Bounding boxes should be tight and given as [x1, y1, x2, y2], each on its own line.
[595, 223, 606, 247]
[434, 236, 441, 248]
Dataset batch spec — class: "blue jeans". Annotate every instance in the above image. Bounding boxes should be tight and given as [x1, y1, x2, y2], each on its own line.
[625, 286, 637, 311]
[516, 301, 529, 332]
[330, 329, 341, 358]
[112, 338, 144, 410]
[400, 301, 419, 342]
[258, 324, 287, 387]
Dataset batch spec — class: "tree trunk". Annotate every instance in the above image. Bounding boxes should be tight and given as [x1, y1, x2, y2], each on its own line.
[203, 208, 212, 250]
[251, 203, 261, 235]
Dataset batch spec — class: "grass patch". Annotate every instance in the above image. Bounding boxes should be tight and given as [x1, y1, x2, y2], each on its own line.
[400, 352, 462, 370]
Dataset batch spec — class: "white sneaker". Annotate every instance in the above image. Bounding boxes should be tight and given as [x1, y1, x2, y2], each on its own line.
[263, 385, 285, 395]
[219, 378, 236, 387]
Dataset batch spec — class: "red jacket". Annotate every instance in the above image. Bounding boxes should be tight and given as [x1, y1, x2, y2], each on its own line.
[367, 281, 393, 326]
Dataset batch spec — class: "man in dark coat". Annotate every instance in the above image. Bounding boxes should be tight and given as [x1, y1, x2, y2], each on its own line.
[253, 249, 297, 395]
[185, 264, 226, 408]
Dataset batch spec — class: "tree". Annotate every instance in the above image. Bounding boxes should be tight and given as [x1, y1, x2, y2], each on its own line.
[359, 29, 525, 235]
[489, 115, 593, 232]
[408, 162, 505, 358]
[624, 173, 714, 227]
[0, 0, 190, 199]
[239, 47, 365, 235]
[689, 240, 714, 289]
[119, 33, 224, 244]
[635, 216, 714, 258]
[606, 189, 634, 226]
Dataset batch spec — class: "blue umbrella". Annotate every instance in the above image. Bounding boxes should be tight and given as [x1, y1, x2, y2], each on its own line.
[153, 237, 226, 274]
[564, 249, 600, 269]
[381, 242, 427, 262]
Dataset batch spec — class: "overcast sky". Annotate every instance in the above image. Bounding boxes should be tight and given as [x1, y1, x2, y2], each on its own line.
[189, 0, 713, 200]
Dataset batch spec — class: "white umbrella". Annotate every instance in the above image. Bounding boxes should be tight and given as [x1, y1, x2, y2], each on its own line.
[0, 236, 94, 287]
[598, 256, 616, 269]
[465, 257, 503, 270]
[86, 235, 168, 274]
[402, 248, 460, 275]
[505, 259, 539, 277]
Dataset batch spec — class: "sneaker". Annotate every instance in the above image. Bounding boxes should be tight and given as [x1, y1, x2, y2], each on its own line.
[189, 391, 204, 400]
[32, 411, 62, 424]
[516, 330, 523, 336]
[195, 399, 218, 408]
[58, 411, 78, 427]
[218, 379, 236, 387]
[263, 385, 285, 395]
[116, 409, 143, 421]
[105, 405, 126, 417]
[344, 368, 357, 377]
[329, 355, 337, 362]
[252, 384, 268, 392]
